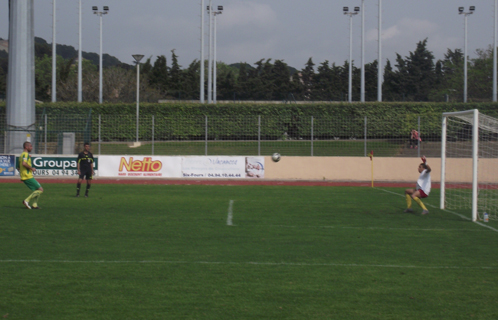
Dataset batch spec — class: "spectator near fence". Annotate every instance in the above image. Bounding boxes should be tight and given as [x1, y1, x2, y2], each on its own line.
[410, 129, 421, 149]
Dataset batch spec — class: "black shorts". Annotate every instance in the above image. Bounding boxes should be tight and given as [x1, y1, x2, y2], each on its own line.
[79, 169, 93, 180]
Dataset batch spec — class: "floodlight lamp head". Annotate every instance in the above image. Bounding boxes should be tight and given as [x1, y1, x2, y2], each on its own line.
[92, 6, 98, 11]
[354, 7, 360, 12]
[132, 54, 144, 63]
[218, 6, 223, 11]
[104, 6, 109, 11]
[458, 7, 464, 13]
[343, 7, 349, 12]
[469, 6, 475, 12]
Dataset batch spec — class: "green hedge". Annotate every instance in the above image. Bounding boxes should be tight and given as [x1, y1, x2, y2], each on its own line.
[1, 102, 497, 141]
[1, 101, 497, 117]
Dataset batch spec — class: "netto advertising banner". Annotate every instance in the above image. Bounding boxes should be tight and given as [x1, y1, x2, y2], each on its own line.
[19, 156, 99, 177]
[0, 155, 16, 176]
[98, 156, 182, 178]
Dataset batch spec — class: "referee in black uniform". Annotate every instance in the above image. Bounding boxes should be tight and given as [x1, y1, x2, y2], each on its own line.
[76, 142, 95, 197]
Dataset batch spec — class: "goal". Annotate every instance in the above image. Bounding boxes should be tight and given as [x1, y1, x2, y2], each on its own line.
[440, 109, 498, 222]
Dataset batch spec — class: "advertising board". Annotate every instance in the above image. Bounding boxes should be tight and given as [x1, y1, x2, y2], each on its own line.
[98, 156, 265, 179]
[0, 155, 16, 176]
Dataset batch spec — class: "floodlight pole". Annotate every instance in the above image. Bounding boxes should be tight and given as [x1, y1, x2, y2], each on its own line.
[78, 0, 82, 102]
[361, 0, 365, 102]
[200, 0, 205, 103]
[494, 0, 497, 102]
[459, 6, 474, 103]
[52, 0, 56, 102]
[213, 6, 223, 104]
[93, 6, 109, 104]
[207, 1, 213, 104]
[132, 54, 144, 143]
[344, 7, 359, 103]
[377, 0, 382, 102]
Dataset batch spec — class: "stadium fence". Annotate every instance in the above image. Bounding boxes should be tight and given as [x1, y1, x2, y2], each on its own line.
[0, 112, 458, 157]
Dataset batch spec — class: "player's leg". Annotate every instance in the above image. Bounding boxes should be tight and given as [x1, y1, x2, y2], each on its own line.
[76, 175, 84, 197]
[411, 190, 429, 214]
[404, 189, 415, 212]
[85, 172, 92, 197]
[23, 179, 42, 209]
[31, 184, 44, 209]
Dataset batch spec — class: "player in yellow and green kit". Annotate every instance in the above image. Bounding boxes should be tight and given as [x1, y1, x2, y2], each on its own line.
[19, 142, 43, 209]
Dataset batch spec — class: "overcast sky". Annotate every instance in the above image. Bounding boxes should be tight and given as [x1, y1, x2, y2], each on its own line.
[0, 1, 495, 69]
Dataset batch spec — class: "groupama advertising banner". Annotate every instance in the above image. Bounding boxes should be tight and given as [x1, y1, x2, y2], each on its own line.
[14, 156, 99, 177]
[98, 156, 264, 179]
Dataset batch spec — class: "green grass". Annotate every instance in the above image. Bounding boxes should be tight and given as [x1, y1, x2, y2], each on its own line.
[1, 183, 498, 319]
[97, 140, 404, 156]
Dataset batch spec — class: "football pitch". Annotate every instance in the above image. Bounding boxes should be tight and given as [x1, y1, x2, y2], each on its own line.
[1, 183, 498, 319]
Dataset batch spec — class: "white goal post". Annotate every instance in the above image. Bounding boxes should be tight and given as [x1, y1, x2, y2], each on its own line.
[440, 109, 498, 222]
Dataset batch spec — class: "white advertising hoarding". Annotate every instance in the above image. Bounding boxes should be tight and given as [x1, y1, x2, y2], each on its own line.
[182, 156, 264, 179]
[98, 156, 264, 179]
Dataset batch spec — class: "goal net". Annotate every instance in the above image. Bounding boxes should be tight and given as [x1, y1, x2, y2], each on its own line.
[440, 109, 498, 222]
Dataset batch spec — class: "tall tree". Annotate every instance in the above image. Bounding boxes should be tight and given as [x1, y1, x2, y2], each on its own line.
[364, 60, 378, 101]
[182, 59, 200, 99]
[150, 55, 168, 93]
[169, 49, 182, 92]
[401, 39, 435, 101]
[235, 62, 250, 99]
[272, 60, 291, 100]
[428, 49, 463, 101]
[383, 59, 400, 101]
[301, 58, 315, 100]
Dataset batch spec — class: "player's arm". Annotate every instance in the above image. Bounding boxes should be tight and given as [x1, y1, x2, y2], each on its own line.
[22, 160, 35, 172]
[91, 155, 95, 175]
[421, 156, 431, 173]
[77, 155, 81, 174]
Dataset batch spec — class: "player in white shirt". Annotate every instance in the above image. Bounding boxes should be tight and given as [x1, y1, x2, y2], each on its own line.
[404, 156, 431, 215]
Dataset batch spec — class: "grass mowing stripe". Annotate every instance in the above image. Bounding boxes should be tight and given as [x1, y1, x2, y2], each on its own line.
[379, 188, 498, 233]
[1, 259, 497, 269]
[227, 199, 234, 226]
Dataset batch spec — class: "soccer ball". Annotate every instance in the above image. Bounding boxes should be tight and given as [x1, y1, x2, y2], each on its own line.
[271, 153, 281, 162]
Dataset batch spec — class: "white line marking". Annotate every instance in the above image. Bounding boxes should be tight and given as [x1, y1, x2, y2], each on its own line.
[0, 259, 496, 269]
[378, 188, 498, 233]
[227, 200, 234, 226]
[238, 225, 481, 232]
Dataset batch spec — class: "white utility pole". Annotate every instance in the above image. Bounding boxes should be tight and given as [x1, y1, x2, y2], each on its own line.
[494, 0, 497, 102]
[344, 7, 359, 103]
[207, 1, 213, 103]
[78, 0, 82, 102]
[213, 6, 223, 104]
[132, 54, 144, 143]
[459, 6, 475, 103]
[377, 0, 382, 102]
[93, 6, 109, 104]
[52, 0, 56, 102]
[360, 0, 365, 102]
[200, 0, 205, 103]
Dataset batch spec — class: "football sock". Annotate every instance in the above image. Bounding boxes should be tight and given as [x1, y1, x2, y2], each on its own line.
[85, 184, 91, 194]
[76, 183, 81, 194]
[413, 197, 428, 211]
[25, 190, 38, 203]
[31, 190, 43, 207]
[405, 194, 412, 208]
